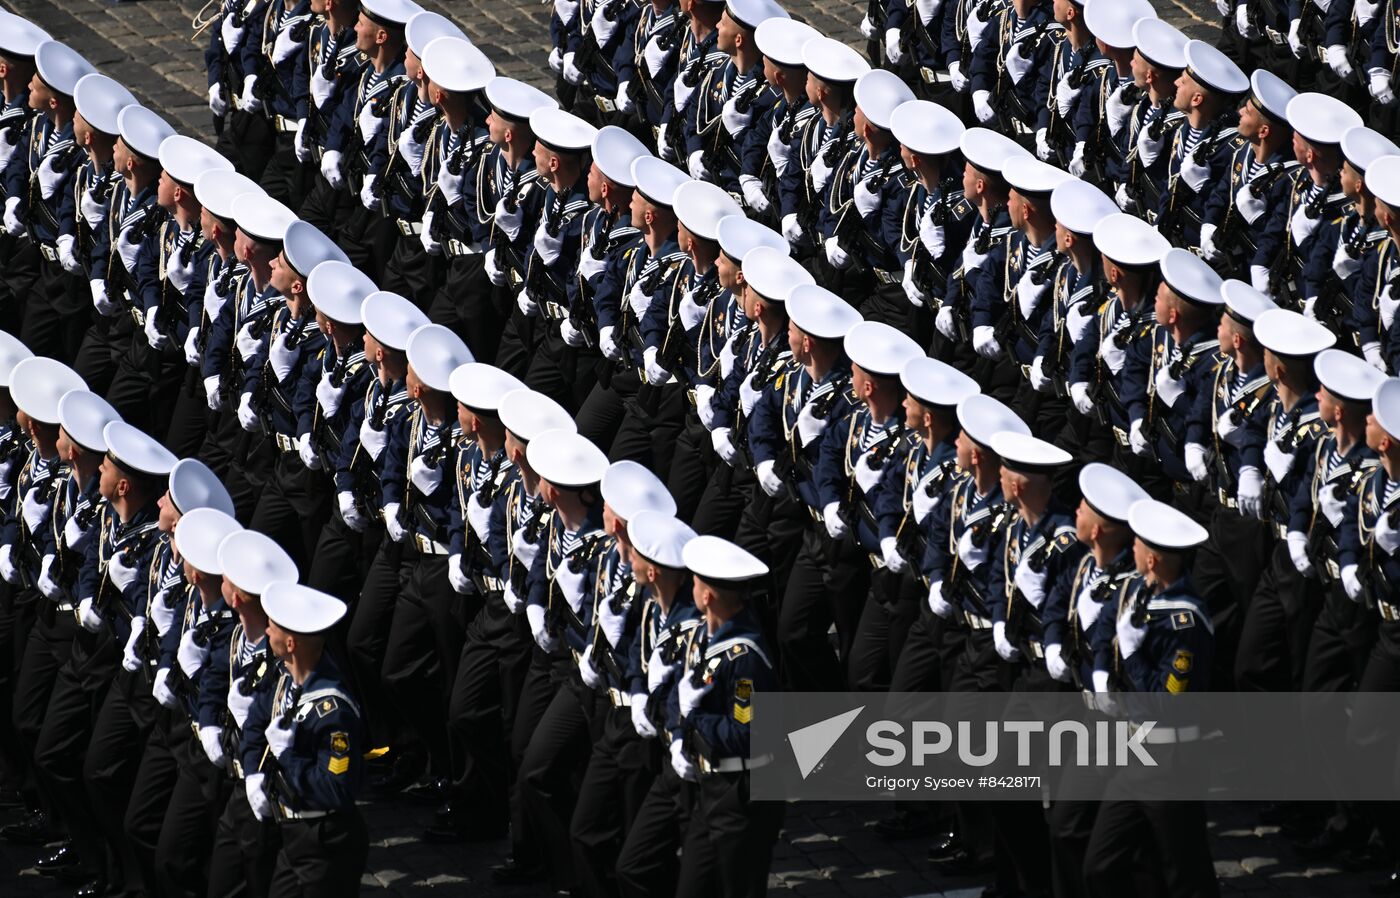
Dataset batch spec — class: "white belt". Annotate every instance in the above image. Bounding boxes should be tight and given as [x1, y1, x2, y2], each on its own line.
[272, 432, 297, 453]
[413, 533, 450, 555]
[38, 244, 58, 262]
[396, 219, 422, 237]
[700, 752, 774, 774]
[608, 688, 631, 707]
[278, 804, 333, 821]
[273, 115, 298, 133]
[964, 611, 992, 630]
[445, 238, 484, 257]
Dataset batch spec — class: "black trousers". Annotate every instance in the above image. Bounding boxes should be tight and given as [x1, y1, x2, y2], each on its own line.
[258, 132, 311, 212]
[307, 511, 384, 608]
[11, 598, 74, 810]
[381, 550, 474, 779]
[687, 454, 750, 540]
[1083, 754, 1218, 898]
[447, 595, 532, 829]
[525, 325, 601, 415]
[124, 708, 180, 895]
[22, 255, 87, 365]
[164, 367, 213, 458]
[249, 449, 332, 578]
[428, 251, 500, 363]
[615, 758, 692, 898]
[576, 368, 639, 456]
[73, 312, 128, 400]
[1234, 540, 1322, 693]
[267, 811, 369, 898]
[297, 173, 352, 244]
[667, 416, 713, 527]
[345, 539, 406, 752]
[610, 382, 688, 482]
[518, 677, 594, 890]
[380, 232, 444, 313]
[106, 331, 186, 444]
[85, 666, 158, 892]
[570, 700, 658, 898]
[0, 232, 40, 338]
[156, 724, 227, 898]
[216, 109, 275, 183]
[674, 771, 784, 898]
[1191, 505, 1272, 691]
[734, 487, 807, 654]
[336, 205, 397, 287]
[890, 606, 961, 693]
[34, 627, 115, 879]
[508, 647, 565, 869]
[848, 568, 921, 692]
[777, 525, 871, 692]
[207, 783, 279, 898]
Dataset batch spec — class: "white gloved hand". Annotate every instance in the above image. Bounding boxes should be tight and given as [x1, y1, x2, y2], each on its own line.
[657, 121, 674, 160]
[1116, 608, 1148, 658]
[359, 175, 377, 211]
[240, 74, 263, 113]
[1199, 223, 1221, 263]
[756, 459, 783, 497]
[409, 454, 443, 495]
[616, 81, 635, 114]
[936, 306, 957, 339]
[265, 715, 294, 760]
[687, 150, 709, 181]
[78, 597, 103, 632]
[246, 773, 272, 821]
[548, 47, 564, 74]
[1215, 0, 1231, 14]
[294, 118, 310, 163]
[1328, 45, 1354, 81]
[122, 619, 144, 672]
[993, 620, 1020, 661]
[1057, 138, 1084, 177]
[885, 28, 903, 64]
[599, 326, 620, 361]
[209, 82, 229, 116]
[1035, 128, 1052, 161]
[320, 150, 344, 189]
[1286, 530, 1314, 576]
[740, 175, 769, 214]
[0, 545, 15, 585]
[37, 554, 61, 599]
[560, 320, 586, 347]
[1372, 70, 1396, 106]
[1364, 341, 1387, 372]
[647, 644, 674, 692]
[1070, 382, 1094, 417]
[144, 309, 170, 351]
[928, 580, 953, 617]
[630, 698, 657, 738]
[670, 738, 697, 781]
[972, 325, 1001, 359]
[902, 259, 928, 307]
[598, 594, 627, 648]
[383, 503, 406, 542]
[184, 327, 201, 366]
[56, 234, 80, 274]
[1013, 560, 1046, 609]
[108, 551, 139, 591]
[1263, 439, 1295, 483]
[296, 433, 320, 471]
[948, 60, 966, 92]
[678, 669, 712, 717]
[1237, 466, 1264, 520]
[1029, 356, 1050, 393]
[972, 90, 994, 123]
[21, 485, 50, 533]
[1045, 643, 1071, 682]
[237, 393, 260, 433]
[824, 236, 851, 270]
[711, 427, 738, 465]
[204, 374, 224, 411]
[823, 502, 848, 540]
[527, 602, 558, 652]
[153, 667, 177, 708]
[562, 51, 582, 85]
[517, 290, 540, 317]
[336, 491, 367, 532]
[1320, 482, 1348, 527]
[178, 625, 209, 677]
[1129, 418, 1150, 458]
[1, 197, 21, 235]
[957, 526, 989, 570]
[1376, 511, 1400, 555]
[200, 726, 227, 767]
[781, 212, 803, 246]
[1234, 5, 1255, 37]
[503, 582, 524, 614]
[578, 645, 601, 689]
[1185, 443, 1210, 482]
[881, 537, 907, 573]
[643, 346, 670, 384]
[1342, 563, 1362, 601]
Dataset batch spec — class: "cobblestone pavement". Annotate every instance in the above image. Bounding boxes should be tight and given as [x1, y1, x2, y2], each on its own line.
[0, 0, 1374, 895]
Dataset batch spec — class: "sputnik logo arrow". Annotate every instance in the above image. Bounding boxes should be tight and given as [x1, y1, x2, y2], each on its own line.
[788, 706, 864, 780]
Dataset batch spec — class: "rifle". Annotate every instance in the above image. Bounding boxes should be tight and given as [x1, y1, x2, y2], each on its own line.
[944, 501, 1013, 615]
